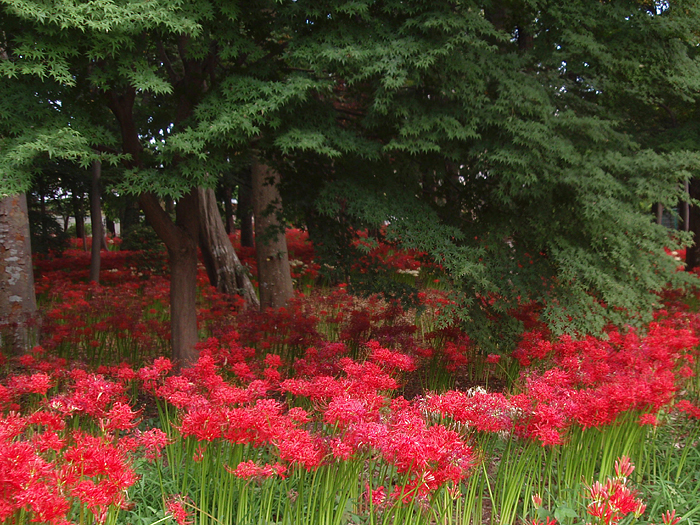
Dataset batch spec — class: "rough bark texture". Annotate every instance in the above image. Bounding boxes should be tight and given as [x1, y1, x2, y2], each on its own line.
[0, 194, 38, 354]
[89, 160, 103, 283]
[198, 187, 260, 309]
[251, 158, 294, 310]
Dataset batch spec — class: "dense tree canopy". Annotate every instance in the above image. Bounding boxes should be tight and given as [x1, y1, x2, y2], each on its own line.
[2, 0, 700, 356]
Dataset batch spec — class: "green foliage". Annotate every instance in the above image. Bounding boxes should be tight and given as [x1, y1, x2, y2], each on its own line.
[3, 0, 700, 349]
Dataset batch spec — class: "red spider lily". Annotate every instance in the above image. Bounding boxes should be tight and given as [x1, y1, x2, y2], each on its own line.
[227, 460, 287, 479]
[662, 509, 681, 525]
[166, 495, 193, 525]
[530, 518, 558, 525]
[675, 399, 700, 419]
[614, 456, 635, 480]
[584, 458, 647, 525]
[366, 484, 387, 507]
[532, 493, 543, 508]
[6, 372, 53, 396]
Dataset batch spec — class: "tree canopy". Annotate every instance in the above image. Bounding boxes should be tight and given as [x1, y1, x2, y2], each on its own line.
[2, 0, 700, 354]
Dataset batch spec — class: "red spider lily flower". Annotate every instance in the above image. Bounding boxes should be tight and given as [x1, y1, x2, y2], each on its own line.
[366, 341, 417, 372]
[614, 456, 635, 480]
[634, 501, 647, 518]
[486, 354, 501, 364]
[329, 438, 355, 461]
[264, 353, 283, 368]
[101, 402, 141, 432]
[530, 518, 558, 525]
[638, 413, 658, 427]
[662, 509, 681, 525]
[166, 495, 193, 525]
[324, 396, 370, 426]
[675, 400, 700, 419]
[226, 460, 286, 480]
[7, 372, 52, 396]
[287, 407, 310, 423]
[366, 484, 386, 507]
[137, 428, 171, 459]
[532, 493, 543, 508]
[30, 430, 66, 453]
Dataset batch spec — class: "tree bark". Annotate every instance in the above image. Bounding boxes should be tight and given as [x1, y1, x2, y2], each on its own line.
[198, 187, 260, 308]
[238, 174, 255, 248]
[73, 191, 86, 250]
[686, 179, 700, 270]
[251, 157, 294, 309]
[0, 194, 38, 355]
[89, 160, 103, 283]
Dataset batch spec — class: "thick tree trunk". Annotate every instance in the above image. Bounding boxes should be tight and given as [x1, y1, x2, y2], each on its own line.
[198, 187, 260, 308]
[138, 189, 201, 366]
[0, 194, 38, 355]
[251, 158, 294, 310]
[168, 241, 199, 365]
[89, 160, 103, 283]
[238, 174, 255, 248]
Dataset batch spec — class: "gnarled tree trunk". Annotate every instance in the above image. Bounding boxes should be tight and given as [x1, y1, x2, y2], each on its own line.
[0, 194, 38, 354]
[251, 158, 294, 309]
[198, 187, 260, 309]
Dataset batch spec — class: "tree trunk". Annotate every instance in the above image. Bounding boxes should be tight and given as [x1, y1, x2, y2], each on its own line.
[251, 158, 294, 309]
[223, 185, 235, 235]
[139, 189, 201, 366]
[168, 240, 199, 365]
[686, 179, 700, 270]
[0, 194, 38, 355]
[89, 160, 103, 283]
[121, 197, 141, 239]
[238, 173, 255, 248]
[73, 191, 86, 249]
[198, 187, 260, 308]
[683, 180, 690, 232]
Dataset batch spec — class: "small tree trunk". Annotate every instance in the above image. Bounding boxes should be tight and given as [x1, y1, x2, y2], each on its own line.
[223, 185, 235, 235]
[683, 180, 690, 232]
[0, 194, 38, 355]
[251, 157, 294, 309]
[89, 160, 103, 283]
[198, 187, 260, 308]
[686, 179, 700, 270]
[238, 174, 255, 248]
[121, 197, 141, 239]
[73, 192, 86, 250]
